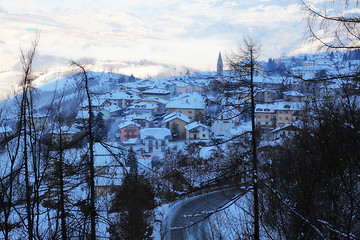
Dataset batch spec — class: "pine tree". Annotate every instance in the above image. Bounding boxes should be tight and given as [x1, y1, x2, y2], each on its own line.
[94, 112, 105, 141]
[125, 147, 138, 174]
[170, 122, 180, 140]
[109, 173, 155, 239]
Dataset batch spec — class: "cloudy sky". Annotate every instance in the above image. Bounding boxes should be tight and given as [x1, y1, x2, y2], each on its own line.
[0, 0, 319, 72]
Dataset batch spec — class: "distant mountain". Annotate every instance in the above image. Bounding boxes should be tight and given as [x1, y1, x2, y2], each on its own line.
[0, 56, 198, 100]
[13, 54, 69, 71]
[12, 54, 198, 79]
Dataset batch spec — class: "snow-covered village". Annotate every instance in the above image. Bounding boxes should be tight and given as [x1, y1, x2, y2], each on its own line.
[1, 0, 360, 240]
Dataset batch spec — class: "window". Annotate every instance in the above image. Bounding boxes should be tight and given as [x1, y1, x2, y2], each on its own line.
[202, 134, 206, 137]
[265, 115, 268, 119]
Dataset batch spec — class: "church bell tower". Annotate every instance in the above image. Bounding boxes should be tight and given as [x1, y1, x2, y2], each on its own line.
[217, 52, 223, 75]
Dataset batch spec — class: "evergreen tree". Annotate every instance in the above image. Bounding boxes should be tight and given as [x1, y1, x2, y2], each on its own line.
[109, 173, 156, 239]
[170, 122, 180, 140]
[125, 147, 138, 174]
[94, 112, 105, 141]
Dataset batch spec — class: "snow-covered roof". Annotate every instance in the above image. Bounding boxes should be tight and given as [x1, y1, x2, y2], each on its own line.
[105, 91, 141, 100]
[253, 76, 284, 84]
[93, 142, 121, 167]
[140, 128, 171, 140]
[122, 114, 153, 122]
[271, 123, 301, 133]
[118, 121, 140, 129]
[80, 97, 107, 107]
[172, 81, 191, 87]
[141, 97, 168, 105]
[143, 88, 170, 95]
[184, 121, 210, 131]
[166, 92, 206, 109]
[129, 102, 157, 110]
[283, 91, 305, 97]
[255, 102, 305, 112]
[227, 122, 252, 137]
[101, 105, 122, 113]
[163, 112, 191, 123]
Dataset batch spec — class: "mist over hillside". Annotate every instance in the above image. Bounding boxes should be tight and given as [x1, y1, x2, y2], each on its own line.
[0, 57, 198, 101]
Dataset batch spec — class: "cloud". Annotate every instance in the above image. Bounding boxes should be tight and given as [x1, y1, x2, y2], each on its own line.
[0, 0, 309, 71]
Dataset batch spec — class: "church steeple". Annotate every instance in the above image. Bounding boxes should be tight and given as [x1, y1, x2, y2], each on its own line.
[217, 52, 223, 75]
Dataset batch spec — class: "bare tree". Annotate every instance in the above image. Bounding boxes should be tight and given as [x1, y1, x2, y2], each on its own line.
[302, 0, 360, 51]
[205, 36, 262, 239]
[229, 36, 261, 240]
[18, 33, 40, 240]
[71, 61, 97, 240]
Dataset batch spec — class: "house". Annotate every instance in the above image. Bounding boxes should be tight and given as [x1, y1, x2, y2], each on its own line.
[271, 123, 301, 140]
[117, 84, 128, 91]
[255, 102, 304, 129]
[118, 121, 140, 142]
[79, 98, 109, 112]
[255, 105, 276, 128]
[174, 81, 195, 94]
[128, 102, 157, 116]
[255, 90, 276, 103]
[93, 142, 124, 197]
[166, 93, 206, 122]
[163, 112, 191, 140]
[226, 122, 252, 144]
[253, 76, 284, 90]
[283, 91, 306, 102]
[140, 128, 171, 154]
[123, 114, 153, 128]
[100, 105, 122, 119]
[184, 121, 211, 142]
[140, 97, 168, 114]
[142, 88, 171, 101]
[48, 125, 81, 149]
[211, 113, 236, 139]
[105, 91, 141, 108]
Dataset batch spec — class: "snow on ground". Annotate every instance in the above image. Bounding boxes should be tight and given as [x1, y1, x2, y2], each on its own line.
[152, 188, 253, 240]
[204, 191, 253, 239]
[0, 71, 23, 100]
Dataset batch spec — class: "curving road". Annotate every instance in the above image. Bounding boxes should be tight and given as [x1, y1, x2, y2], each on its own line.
[165, 188, 243, 240]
